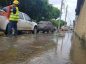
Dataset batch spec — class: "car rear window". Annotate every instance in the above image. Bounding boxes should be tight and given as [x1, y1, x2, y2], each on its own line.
[24, 13, 31, 21]
[19, 12, 24, 19]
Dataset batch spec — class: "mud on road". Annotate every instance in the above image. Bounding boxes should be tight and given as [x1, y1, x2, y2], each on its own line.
[0, 32, 86, 64]
[0, 34, 56, 64]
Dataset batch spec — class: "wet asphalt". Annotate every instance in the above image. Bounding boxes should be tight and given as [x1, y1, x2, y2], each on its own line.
[0, 31, 86, 64]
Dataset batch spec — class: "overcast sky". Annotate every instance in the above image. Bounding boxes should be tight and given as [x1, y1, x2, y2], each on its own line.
[49, 0, 77, 26]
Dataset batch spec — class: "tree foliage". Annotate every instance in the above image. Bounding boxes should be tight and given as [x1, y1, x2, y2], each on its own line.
[0, 0, 12, 7]
[51, 19, 67, 28]
[0, 0, 60, 22]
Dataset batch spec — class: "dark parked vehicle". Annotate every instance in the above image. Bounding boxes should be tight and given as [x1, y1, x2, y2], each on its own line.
[37, 21, 56, 33]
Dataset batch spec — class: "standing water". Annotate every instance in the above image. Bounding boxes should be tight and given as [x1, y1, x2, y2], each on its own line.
[0, 32, 86, 64]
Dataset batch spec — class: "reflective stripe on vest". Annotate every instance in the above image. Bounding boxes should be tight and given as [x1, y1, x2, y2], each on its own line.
[9, 7, 19, 21]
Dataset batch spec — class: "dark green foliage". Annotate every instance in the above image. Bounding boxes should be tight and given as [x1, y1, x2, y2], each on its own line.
[51, 19, 67, 28]
[0, 0, 13, 7]
[0, 0, 60, 22]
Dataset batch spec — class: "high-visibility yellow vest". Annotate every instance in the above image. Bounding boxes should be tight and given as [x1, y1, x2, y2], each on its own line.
[9, 7, 19, 21]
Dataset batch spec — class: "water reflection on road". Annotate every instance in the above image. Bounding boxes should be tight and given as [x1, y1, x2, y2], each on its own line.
[26, 32, 73, 64]
[0, 32, 86, 64]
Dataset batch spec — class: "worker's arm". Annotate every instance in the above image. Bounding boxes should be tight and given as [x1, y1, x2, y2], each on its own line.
[2, 7, 7, 12]
[2, 7, 9, 18]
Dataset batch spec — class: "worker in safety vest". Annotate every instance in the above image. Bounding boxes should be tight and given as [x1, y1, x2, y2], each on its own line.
[7, 0, 19, 36]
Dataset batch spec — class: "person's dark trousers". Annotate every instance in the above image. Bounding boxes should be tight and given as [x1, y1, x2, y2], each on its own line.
[7, 20, 18, 36]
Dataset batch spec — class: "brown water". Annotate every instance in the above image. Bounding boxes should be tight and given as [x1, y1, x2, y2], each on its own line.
[0, 32, 86, 64]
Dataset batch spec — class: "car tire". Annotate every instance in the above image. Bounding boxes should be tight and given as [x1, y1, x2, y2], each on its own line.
[46, 30, 49, 33]
[37, 30, 39, 33]
[4, 24, 9, 35]
[18, 31, 23, 35]
[42, 30, 45, 33]
[32, 26, 37, 34]
[51, 31, 54, 33]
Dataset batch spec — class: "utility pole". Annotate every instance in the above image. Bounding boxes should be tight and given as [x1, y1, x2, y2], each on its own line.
[65, 5, 68, 23]
[58, 0, 64, 30]
[70, 20, 72, 26]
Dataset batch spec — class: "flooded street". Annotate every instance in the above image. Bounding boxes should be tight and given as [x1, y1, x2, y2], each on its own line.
[0, 32, 86, 64]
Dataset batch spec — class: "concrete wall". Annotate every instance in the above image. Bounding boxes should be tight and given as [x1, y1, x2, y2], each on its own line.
[71, 35, 86, 64]
[75, 0, 86, 39]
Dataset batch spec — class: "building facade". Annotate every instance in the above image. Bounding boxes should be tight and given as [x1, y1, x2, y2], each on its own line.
[75, 0, 86, 40]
